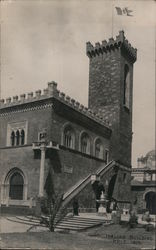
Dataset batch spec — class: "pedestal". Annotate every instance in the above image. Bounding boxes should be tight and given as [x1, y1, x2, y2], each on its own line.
[98, 204, 107, 214]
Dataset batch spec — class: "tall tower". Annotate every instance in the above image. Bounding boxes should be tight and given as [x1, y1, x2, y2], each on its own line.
[87, 31, 137, 167]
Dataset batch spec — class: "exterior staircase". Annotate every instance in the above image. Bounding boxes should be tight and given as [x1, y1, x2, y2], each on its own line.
[54, 215, 111, 231]
[4, 214, 111, 232]
[1, 161, 116, 231]
[54, 160, 116, 226]
[62, 160, 115, 207]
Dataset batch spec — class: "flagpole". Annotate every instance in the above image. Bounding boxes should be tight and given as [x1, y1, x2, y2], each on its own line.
[111, 1, 114, 37]
[0, 11, 1, 100]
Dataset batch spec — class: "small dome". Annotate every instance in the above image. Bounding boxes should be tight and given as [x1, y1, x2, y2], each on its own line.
[146, 150, 156, 160]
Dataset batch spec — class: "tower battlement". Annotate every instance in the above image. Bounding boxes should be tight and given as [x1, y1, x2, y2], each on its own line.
[86, 30, 137, 63]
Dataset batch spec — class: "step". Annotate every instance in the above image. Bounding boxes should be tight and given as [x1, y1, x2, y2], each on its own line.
[57, 220, 101, 226]
[6, 217, 41, 226]
[15, 216, 40, 223]
[56, 217, 108, 223]
[55, 222, 102, 231]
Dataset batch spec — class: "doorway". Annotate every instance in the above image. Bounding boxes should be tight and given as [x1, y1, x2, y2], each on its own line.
[145, 191, 156, 214]
[9, 172, 24, 200]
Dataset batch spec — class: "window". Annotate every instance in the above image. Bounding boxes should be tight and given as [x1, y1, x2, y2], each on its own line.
[11, 131, 15, 146]
[16, 130, 20, 146]
[105, 149, 109, 164]
[124, 64, 130, 109]
[63, 126, 75, 149]
[21, 129, 25, 145]
[95, 138, 103, 159]
[7, 121, 28, 146]
[9, 172, 24, 200]
[81, 132, 90, 154]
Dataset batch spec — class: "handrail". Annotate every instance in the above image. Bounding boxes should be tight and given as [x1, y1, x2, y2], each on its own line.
[62, 160, 115, 204]
[96, 160, 115, 175]
[63, 173, 91, 200]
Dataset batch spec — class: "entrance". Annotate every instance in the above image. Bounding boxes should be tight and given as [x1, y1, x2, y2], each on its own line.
[9, 172, 24, 200]
[145, 191, 156, 214]
[107, 174, 117, 212]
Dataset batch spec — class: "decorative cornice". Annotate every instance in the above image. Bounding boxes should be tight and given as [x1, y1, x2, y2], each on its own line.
[0, 82, 111, 130]
[0, 102, 53, 117]
[86, 30, 137, 63]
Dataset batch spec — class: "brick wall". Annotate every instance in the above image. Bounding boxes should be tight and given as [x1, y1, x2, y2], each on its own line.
[87, 45, 135, 167]
[0, 102, 53, 147]
[0, 146, 41, 199]
[51, 109, 110, 155]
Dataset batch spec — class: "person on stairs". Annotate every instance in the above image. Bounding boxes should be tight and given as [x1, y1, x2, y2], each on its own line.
[73, 198, 79, 216]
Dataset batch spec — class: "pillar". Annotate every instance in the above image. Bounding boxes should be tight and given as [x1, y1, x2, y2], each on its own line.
[39, 144, 46, 197]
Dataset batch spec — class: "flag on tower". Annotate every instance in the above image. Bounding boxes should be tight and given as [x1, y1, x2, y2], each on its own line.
[115, 7, 133, 16]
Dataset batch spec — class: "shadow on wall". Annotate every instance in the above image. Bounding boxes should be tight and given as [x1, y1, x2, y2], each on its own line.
[48, 149, 62, 173]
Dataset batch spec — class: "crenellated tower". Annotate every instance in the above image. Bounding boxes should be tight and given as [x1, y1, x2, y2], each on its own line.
[86, 31, 137, 167]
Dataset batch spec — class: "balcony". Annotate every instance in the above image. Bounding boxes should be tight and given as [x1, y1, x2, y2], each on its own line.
[32, 140, 59, 150]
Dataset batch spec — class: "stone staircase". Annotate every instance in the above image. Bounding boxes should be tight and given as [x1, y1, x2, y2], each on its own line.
[53, 160, 116, 227]
[1, 161, 116, 231]
[54, 215, 111, 231]
[5, 214, 111, 232]
[62, 160, 115, 207]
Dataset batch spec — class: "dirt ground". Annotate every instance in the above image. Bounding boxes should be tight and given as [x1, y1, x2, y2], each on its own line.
[1, 223, 155, 250]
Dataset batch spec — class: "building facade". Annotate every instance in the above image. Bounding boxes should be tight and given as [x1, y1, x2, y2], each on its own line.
[0, 31, 137, 212]
[131, 150, 156, 214]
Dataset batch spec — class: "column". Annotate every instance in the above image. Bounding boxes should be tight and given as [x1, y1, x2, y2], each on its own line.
[39, 144, 46, 197]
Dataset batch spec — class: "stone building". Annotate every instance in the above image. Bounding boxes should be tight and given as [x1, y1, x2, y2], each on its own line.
[131, 150, 156, 214]
[0, 31, 137, 212]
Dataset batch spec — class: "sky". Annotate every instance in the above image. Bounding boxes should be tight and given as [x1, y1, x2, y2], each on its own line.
[0, 0, 155, 166]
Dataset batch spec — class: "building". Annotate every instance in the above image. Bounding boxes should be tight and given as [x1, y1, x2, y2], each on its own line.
[131, 150, 156, 214]
[0, 31, 137, 212]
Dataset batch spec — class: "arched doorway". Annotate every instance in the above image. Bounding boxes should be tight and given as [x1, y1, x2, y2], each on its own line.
[145, 191, 156, 214]
[107, 174, 117, 212]
[1, 168, 28, 204]
[9, 172, 24, 200]
[92, 181, 105, 212]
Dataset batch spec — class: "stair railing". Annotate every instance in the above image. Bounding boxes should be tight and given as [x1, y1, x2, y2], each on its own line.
[62, 160, 115, 207]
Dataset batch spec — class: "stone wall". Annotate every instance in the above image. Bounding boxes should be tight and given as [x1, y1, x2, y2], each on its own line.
[87, 31, 137, 167]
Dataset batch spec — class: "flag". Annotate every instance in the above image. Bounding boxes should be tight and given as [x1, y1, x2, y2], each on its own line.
[115, 7, 133, 16]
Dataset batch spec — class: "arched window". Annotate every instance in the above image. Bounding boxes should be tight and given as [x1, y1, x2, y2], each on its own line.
[95, 139, 103, 159]
[124, 64, 130, 109]
[21, 129, 25, 145]
[9, 172, 24, 200]
[16, 130, 20, 146]
[81, 132, 90, 154]
[64, 126, 75, 149]
[11, 131, 15, 146]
